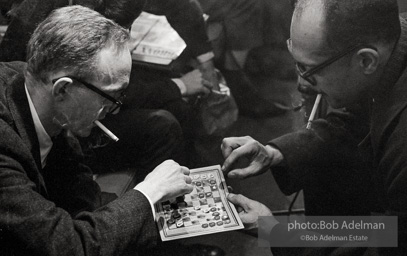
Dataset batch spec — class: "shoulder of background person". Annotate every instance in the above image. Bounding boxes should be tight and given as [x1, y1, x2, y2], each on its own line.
[0, 61, 26, 86]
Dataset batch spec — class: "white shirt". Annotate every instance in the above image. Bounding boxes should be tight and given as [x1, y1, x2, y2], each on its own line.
[171, 51, 215, 95]
[25, 85, 157, 219]
[171, 78, 187, 95]
[25, 85, 53, 168]
[134, 185, 157, 220]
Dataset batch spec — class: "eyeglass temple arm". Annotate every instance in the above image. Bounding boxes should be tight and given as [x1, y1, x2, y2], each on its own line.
[303, 45, 365, 77]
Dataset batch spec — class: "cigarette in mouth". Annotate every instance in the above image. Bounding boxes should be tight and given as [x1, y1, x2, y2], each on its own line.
[306, 94, 322, 130]
[94, 120, 119, 142]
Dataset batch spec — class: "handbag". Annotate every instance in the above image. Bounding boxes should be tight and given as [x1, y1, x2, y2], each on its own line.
[196, 71, 238, 136]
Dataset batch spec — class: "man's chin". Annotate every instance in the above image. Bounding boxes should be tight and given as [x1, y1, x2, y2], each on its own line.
[298, 84, 318, 96]
[71, 127, 93, 138]
[324, 96, 345, 109]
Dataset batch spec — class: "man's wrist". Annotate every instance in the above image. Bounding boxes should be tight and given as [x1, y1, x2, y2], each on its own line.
[171, 78, 187, 96]
[134, 182, 162, 221]
[134, 181, 162, 204]
[265, 145, 284, 166]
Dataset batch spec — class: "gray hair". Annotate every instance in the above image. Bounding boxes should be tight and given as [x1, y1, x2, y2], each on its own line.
[26, 5, 130, 83]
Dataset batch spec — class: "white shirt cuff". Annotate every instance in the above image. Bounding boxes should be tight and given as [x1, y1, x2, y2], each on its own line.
[171, 78, 187, 95]
[196, 51, 215, 64]
[134, 186, 157, 221]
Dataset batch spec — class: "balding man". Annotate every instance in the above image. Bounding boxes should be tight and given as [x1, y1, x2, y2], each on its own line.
[224, 0, 407, 254]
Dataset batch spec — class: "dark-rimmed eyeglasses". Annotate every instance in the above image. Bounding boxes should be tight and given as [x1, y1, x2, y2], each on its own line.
[286, 38, 369, 86]
[52, 76, 125, 114]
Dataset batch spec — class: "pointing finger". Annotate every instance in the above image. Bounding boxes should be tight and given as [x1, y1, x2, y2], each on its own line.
[222, 144, 249, 173]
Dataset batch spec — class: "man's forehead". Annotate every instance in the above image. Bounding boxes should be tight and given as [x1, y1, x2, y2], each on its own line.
[291, 2, 329, 62]
[94, 47, 131, 89]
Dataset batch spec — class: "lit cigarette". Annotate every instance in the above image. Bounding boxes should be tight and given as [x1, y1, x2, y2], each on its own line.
[306, 94, 322, 130]
[94, 120, 119, 142]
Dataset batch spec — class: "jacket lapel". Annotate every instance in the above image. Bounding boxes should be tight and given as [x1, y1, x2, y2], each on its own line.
[6, 74, 43, 173]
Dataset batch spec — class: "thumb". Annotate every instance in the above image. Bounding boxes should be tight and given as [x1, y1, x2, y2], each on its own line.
[228, 168, 249, 179]
[227, 193, 248, 210]
[227, 193, 238, 203]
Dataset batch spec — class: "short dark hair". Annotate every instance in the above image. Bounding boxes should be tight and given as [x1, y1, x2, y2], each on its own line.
[7, 0, 145, 28]
[95, 0, 146, 29]
[295, 0, 401, 52]
[26, 5, 129, 83]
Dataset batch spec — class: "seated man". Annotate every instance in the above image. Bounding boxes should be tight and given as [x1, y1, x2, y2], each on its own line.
[221, 102, 374, 216]
[0, 6, 193, 255]
[192, 0, 288, 117]
[194, 0, 264, 70]
[0, 0, 216, 168]
[143, 0, 219, 89]
[222, 0, 407, 254]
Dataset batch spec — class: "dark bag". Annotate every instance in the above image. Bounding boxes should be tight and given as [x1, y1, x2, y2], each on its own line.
[197, 71, 238, 136]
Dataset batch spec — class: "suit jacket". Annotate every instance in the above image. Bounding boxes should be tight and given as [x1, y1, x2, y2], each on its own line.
[269, 101, 376, 216]
[0, 62, 158, 255]
[144, 0, 212, 59]
[269, 16, 407, 256]
[362, 15, 407, 255]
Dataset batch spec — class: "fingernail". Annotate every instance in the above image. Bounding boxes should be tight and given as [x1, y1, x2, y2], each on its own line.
[228, 172, 236, 178]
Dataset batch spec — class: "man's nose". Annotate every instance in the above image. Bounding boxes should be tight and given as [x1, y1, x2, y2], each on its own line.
[110, 106, 121, 115]
[97, 106, 109, 120]
[297, 83, 318, 96]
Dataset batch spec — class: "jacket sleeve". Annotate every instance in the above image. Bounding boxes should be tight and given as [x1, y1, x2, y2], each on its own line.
[268, 106, 369, 195]
[124, 65, 182, 109]
[0, 119, 159, 256]
[143, 0, 213, 58]
[371, 107, 407, 253]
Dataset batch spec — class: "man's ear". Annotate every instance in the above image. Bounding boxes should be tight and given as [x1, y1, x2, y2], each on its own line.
[52, 77, 73, 101]
[355, 48, 380, 75]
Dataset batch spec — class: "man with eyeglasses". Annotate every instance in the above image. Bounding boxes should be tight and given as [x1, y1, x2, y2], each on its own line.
[0, 0, 220, 172]
[0, 6, 194, 255]
[221, 0, 407, 254]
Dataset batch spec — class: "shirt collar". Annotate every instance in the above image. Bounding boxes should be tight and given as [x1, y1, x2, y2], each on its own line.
[25, 84, 53, 168]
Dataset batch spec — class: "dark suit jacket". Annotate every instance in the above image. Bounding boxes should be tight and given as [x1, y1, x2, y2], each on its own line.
[269, 101, 376, 216]
[0, 62, 158, 255]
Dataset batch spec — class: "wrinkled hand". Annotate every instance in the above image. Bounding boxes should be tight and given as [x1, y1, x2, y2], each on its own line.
[221, 136, 284, 179]
[199, 60, 220, 91]
[227, 193, 273, 230]
[180, 69, 212, 96]
[135, 160, 193, 203]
